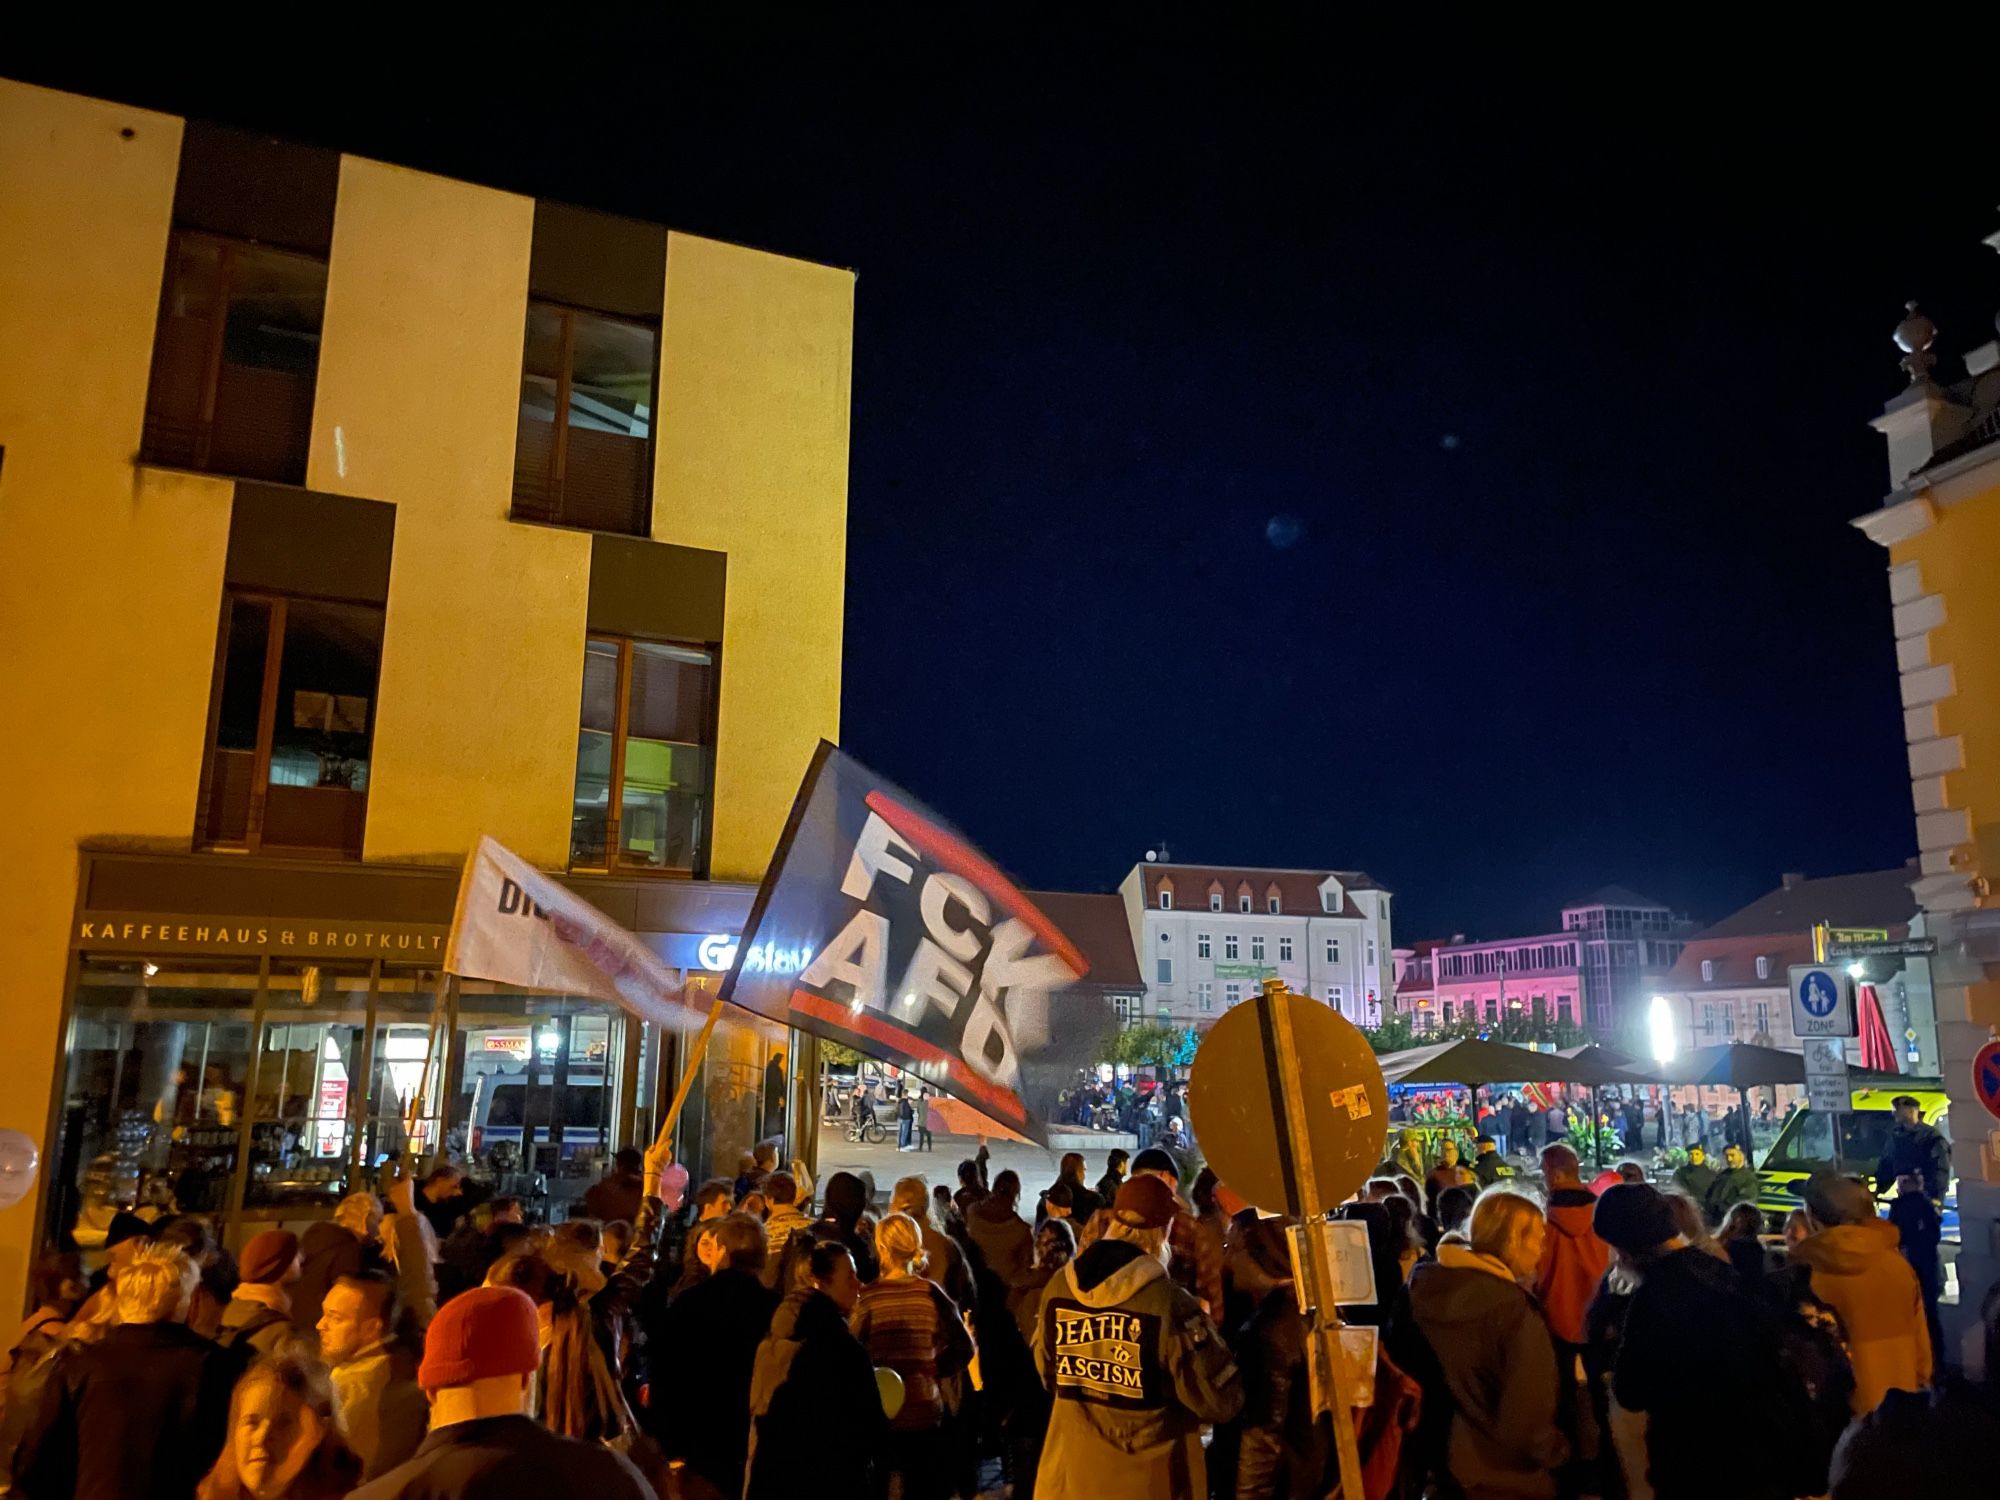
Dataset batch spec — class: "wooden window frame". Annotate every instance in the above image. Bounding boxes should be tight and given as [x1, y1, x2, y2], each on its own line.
[573, 633, 718, 878]
[143, 229, 327, 477]
[194, 588, 379, 858]
[514, 300, 661, 535]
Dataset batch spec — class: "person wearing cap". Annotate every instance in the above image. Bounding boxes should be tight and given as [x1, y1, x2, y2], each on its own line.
[347, 1285, 650, 1500]
[1874, 1094, 1949, 1203]
[1407, 1189, 1566, 1497]
[220, 1230, 301, 1355]
[1792, 1169, 1932, 1414]
[1469, 1136, 1505, 1188]
[1129, 1148, 1222, 1316]
[1591, 1182, 1803, 1500]
[1031, 1174, 1241, 1500]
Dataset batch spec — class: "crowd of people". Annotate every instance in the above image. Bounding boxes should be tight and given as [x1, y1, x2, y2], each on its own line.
[0, 1097, 1988, 1500]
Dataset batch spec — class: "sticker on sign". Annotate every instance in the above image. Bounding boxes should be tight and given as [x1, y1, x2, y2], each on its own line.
[1327, 1086, 1373, 1121]
[1287, 1219, 1377, 1310]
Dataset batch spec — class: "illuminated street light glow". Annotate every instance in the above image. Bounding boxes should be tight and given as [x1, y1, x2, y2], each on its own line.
[1648, 993, 1677, 1064]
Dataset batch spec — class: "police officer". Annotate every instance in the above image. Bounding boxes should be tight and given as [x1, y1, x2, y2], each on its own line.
[1875, 1095, 1949, 1202]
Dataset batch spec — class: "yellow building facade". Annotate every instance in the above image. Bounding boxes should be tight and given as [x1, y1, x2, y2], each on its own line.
[1858, 296, 2000, 1367]
[0, 80, 851, 1306]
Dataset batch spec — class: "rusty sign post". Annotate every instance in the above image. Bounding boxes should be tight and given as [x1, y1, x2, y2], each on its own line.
[1190, 978, 1388, 1499]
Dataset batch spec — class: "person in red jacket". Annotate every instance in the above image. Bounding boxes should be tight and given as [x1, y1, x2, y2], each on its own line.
[1533, 1144, 1610, 1351]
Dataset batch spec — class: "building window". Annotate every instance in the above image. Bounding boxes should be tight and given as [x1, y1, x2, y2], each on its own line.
[570, 636, 717, 874]
[1441, 1000, 1454, 1023]
[1224, 935, 1240, 961]
[1323, 891, 1339, 913]
[1251, 936, 1266, 963]
[1326, 937, 1341, 963]
[1330, 986, 1345, 1011]
[1198, 982, 1214, 1013]
[1209, 892, 1222, 912]
[196, 591, 384, 857]
[1157, 957, 1173, 984]
[1239, 895, 1252, 913]
[1366, 938, 1376, 965]
[1700, 959, 1715, 982]
[1279, 936, 1293, 963]
[1755, 955, 1771, 980]
[1158, 891, 1172, 910]
[1222, 982, 1239, 1009]
[142, 232, 327, 485]
[1268, 896, 1281, 914]
[512, 302, 657, 536]
[1196, 933, 1211, 959]
[1753, 1000, 1771, 1036]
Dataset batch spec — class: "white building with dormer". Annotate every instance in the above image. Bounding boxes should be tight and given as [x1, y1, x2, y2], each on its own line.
[1116, 861, 1393, 1030]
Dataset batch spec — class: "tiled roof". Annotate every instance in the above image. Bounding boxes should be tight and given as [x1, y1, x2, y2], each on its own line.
[1661, 932, 1814, 992]
[1138, 864, 1384, 920]
[1024, 890, 1143, 989]
[1694, 867, 1916, 941]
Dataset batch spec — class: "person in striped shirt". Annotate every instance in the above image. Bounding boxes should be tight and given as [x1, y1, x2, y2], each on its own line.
[850, 1213, 975, 1500]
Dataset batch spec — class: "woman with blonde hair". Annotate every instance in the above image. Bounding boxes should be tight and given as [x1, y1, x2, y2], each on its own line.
[851, 1212, 975, 1500]
[196, 1349, 359, 1500]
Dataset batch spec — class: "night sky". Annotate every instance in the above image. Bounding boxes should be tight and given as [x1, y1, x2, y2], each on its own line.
[20, 27, 1999, 938]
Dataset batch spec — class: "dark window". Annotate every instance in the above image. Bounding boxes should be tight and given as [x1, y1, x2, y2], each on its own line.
[571, 635, 717, 874]
[512, 303, 657, 535]
[141, 232, 326, 483]
[197, 591, 384, 857]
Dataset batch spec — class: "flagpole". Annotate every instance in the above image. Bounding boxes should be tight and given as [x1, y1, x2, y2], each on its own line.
[653, 993, 727, 1154]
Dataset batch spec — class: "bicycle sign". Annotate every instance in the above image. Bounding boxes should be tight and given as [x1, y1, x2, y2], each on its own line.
[1787, 964, 1857, 1039]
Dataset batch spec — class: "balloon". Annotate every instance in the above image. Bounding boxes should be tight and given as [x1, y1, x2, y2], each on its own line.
[659, 1163, 690, 1212]
[874, 1366, 906, 1420]
[0, 1130, 40, 1211]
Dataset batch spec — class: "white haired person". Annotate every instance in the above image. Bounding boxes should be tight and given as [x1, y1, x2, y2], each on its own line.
[12, 1244, 240, 1500]
[1032, 1176, 1240, 1500]
[1406, 1188, 1567, 1498]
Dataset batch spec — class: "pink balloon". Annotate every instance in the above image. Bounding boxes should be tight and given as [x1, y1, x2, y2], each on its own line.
[659, 1162, 690, 1211]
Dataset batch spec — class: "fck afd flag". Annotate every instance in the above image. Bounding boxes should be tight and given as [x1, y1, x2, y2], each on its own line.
[723, 743, 1116, 1146]
[444, 836, 706, 1032]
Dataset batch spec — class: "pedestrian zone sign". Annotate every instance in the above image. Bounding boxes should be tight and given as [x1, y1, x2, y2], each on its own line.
[1787, 964, 1856, 1040]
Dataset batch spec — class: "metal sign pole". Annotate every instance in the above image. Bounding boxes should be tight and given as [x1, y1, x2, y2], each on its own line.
[1263, 982, 1365, 1498]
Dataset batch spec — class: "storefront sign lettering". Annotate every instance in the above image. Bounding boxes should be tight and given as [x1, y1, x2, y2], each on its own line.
[75, 915, 447, 957]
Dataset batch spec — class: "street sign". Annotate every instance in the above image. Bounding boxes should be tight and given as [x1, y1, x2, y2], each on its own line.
[1788, 964, 1858, 1039]
[1826, 927, 1890, 946]
[1803, 1038, 1851, 1114]
[1826, 936, 1936, 960]
[1190, 982, 1383, 1496]
[1287, 1219, 1378, 1308]
[1972, 1040, 2000, 1123]
[1189, 987, 1388, 1215]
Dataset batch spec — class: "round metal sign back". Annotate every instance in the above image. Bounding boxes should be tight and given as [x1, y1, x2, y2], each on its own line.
[1189, 989, 1389, 1216]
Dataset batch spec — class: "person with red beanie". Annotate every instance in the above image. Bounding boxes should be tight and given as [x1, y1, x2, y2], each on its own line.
[347, 1286, 650, 1500]
[219, 1230, 301, 1355]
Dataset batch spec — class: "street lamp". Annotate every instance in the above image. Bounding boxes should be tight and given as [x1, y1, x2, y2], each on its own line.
[1647, 994, 1677, 1065]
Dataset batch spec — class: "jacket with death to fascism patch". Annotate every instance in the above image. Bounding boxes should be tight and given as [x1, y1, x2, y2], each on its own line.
[1032, 1239, 1243, 1500]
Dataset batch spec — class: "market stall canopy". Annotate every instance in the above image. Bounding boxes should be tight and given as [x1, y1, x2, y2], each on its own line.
[1559, 1042, 1649, 1074]
[1652, 1042, 1805, 1090]
[1376, 1037, 1634, 1088]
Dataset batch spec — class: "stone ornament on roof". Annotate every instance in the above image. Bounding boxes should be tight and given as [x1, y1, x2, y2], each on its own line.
[1895, 300, 1938, 384]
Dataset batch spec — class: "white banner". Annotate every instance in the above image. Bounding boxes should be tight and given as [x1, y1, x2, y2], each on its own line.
[443, 836, 703, 1031]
